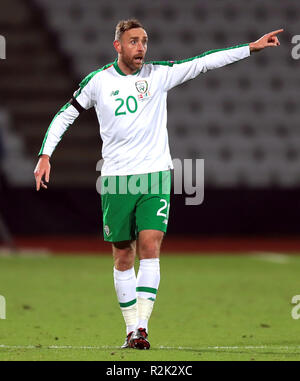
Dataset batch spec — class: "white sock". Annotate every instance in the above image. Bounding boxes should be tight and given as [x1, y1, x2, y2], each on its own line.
[136, 258, 160, 332]
[113, 267, 137, 335]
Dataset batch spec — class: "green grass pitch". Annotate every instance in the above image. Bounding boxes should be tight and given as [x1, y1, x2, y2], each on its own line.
[1, 252, 300, 361]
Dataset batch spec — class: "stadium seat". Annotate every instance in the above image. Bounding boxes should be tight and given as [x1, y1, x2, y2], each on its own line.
[29, 0, 300, 187]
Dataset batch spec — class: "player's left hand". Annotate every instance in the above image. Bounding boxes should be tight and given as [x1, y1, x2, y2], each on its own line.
[249, 29, 284, 52]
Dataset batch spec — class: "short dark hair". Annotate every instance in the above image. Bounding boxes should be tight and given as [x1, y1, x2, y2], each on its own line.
[114, 18, 145, 41]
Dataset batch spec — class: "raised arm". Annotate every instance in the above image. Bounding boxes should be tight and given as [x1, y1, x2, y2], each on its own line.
[249, 29, 283, 52]
[160, 28, 284, 92]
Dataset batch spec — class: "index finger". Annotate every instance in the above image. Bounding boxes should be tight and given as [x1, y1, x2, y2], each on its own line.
[34, 170, 43, 191]
[268, 29, 284, 36]
[35, 174, 41, 191]
[35, 177, 41, 191]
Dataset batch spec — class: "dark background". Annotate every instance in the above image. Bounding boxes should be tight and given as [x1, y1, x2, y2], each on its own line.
[0, 0, 299, 246]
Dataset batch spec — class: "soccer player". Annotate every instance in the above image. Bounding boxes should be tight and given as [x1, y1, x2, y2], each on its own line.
[34, 19, 283, 349]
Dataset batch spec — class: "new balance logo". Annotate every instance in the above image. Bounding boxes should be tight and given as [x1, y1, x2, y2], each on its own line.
[110, 90, 119, 96]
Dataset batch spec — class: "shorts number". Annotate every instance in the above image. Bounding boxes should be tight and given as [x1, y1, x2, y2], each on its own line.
[157, 199, 170, 218]
[115, 96, 138, 116]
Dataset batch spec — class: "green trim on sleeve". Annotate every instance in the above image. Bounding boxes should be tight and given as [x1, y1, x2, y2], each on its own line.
[38, 101, 72, 156]
[76, 61, 114, 96]
[39, 61, 114, 156]
[147, 43, 249, 67]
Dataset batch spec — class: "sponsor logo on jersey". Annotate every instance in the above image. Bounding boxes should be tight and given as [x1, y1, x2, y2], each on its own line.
[135, 80, 148, 94]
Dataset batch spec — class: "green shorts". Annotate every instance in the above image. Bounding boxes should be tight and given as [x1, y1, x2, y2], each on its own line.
[100, 170, 171, 242]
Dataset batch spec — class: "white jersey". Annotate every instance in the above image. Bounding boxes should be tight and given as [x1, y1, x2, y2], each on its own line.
[39, 44, 250, 176]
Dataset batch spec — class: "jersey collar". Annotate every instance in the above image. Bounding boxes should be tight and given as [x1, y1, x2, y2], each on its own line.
[113, 59, 141, 76]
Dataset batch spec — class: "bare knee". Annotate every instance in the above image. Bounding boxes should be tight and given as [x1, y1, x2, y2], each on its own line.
[138, 230, 164, 260]
[113, 240, 136, 271]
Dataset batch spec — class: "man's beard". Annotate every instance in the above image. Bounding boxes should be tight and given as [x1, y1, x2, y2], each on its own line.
[120, 50, 143, 72]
